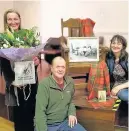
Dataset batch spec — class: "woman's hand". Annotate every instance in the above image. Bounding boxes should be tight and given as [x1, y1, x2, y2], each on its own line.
[111, 82, 128, 96]
[111, 87, 120, 96]
[110, 86, 120, 99]
[11, 81, 24, 88]
[33, 56, 41, 66]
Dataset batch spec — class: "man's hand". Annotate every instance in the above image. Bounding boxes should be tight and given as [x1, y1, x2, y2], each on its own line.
[68, 115, 77, 128]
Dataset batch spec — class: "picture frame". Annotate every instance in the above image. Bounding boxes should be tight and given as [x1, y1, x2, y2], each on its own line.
[67, 37, 99, 62]
[98, 90, 106, 102]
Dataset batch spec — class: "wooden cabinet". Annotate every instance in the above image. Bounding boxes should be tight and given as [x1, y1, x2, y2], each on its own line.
[73, 96, 117, 131]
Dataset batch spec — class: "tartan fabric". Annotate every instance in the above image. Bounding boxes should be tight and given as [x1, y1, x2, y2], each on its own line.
[88, 98, 115, 109]
[62, 18, 95, 37]
[80, 18, 95, 37]
[87, 60, 110, 100]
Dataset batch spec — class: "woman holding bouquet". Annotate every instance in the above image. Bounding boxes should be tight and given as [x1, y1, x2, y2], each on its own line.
[0, 9, 40, 131]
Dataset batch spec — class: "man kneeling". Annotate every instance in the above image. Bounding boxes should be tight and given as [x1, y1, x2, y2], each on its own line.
[35, 56, 86, 131]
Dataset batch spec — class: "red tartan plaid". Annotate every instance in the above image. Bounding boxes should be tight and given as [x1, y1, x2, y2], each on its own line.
[88, 98, 115, 109]
[80, 18, 95, 37]
[87, 61, 110, 100]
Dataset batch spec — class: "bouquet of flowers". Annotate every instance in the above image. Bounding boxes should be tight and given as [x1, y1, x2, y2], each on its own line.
[0, 27, 46, 61]
[0, 26, 40, 48]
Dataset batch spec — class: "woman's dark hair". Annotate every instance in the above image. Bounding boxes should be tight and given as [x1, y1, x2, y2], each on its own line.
[4, 9, 21, 31]
[110, 34, 128, 59]
[110, 34, 127, 50]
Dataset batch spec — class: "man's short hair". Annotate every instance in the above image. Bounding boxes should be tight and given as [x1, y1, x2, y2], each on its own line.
[51, 56, 66, 66]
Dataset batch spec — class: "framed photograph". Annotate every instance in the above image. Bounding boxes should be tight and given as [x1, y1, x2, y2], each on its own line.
[67, 37, 99, 62]
[98, 90, 106, 102]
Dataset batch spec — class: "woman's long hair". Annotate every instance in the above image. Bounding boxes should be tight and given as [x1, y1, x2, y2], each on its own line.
[4, 9, 21, 31]
[0, 9, 21, 75]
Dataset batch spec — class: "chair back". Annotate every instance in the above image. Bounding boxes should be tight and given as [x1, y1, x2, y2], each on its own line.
[61, 18, 82, 37]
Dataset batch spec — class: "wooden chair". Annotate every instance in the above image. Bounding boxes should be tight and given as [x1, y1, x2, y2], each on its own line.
[61, 18, 90, 83]
[61, 18, 111, 94]
[61, 18, 109, 73]
[61, 18, 82, 37]
[61, 18, 110, 98]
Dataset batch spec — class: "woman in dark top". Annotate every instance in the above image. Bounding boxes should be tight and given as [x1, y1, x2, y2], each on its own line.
[106, 35, 128, 102]
[0, 9, 40, 131]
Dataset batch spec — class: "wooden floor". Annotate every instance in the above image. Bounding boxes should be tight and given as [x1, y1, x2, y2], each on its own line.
[0, 117, 14, 131]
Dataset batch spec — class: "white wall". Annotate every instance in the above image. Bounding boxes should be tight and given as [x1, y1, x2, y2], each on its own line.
[0, 1, 14, 32]
[39, 0, 128, 46]
[13, 1, 41, 29]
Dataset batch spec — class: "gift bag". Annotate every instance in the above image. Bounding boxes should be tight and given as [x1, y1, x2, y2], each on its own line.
[14, 61, 35, 86]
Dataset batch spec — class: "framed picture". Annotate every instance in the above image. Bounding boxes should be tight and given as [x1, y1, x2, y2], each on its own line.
[67, 37, 99, 62]
[98, 90, 106, 102]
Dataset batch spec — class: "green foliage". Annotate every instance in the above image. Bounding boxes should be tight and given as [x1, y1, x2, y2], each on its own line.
[0, 26, 40, 49]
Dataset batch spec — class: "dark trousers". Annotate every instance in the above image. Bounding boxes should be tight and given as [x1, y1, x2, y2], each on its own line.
[13, 84, 37, 131]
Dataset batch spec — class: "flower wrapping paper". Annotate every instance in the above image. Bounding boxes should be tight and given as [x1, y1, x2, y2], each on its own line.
[0, 43, 46, 61]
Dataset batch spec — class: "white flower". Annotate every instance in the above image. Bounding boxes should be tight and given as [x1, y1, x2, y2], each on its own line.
[3, 44, 9, 48]
[20, 40, 24, 44]
[16, 37, 20, 41]
[4, 39, 11, 47]
[16, 37, 24, 44]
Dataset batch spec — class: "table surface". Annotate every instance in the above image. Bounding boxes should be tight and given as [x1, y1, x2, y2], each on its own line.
[73, 96, 118, 111]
